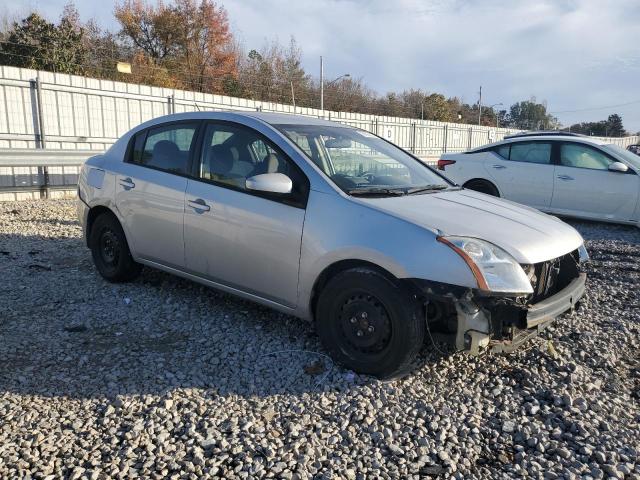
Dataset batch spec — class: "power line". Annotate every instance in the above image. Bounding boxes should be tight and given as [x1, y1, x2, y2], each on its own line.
[550, 99, 640, 114]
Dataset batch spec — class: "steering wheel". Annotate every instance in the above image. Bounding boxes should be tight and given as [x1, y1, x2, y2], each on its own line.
[360, 171, 376, 182]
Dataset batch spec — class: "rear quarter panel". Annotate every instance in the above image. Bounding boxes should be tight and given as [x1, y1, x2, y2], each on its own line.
[439, 152, 498, 189]
[78, 153, 133, 250]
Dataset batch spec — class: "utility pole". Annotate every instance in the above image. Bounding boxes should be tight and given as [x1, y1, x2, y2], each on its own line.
[477, 86, 482, 126]
[290, 80, 296, 113]
[320, 56, 324, 112]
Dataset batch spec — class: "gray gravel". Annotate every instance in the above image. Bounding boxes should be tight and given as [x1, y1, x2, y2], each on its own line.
[1, 199, 639, 479]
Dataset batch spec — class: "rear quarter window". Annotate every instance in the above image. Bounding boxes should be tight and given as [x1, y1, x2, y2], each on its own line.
[493, 145, 510, 159]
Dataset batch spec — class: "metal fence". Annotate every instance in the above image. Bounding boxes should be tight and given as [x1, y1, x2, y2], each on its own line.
[0, 65, 638, 201]
[0, 65, 525, 153]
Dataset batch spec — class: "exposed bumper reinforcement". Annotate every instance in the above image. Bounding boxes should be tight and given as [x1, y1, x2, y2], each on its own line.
[526, 273, 587, 328]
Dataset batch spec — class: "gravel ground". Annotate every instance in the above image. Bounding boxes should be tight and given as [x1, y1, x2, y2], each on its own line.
[0, 199, 639, 480]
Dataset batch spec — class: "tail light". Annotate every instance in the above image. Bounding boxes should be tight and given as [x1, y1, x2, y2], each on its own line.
[437, 159, 456, 171]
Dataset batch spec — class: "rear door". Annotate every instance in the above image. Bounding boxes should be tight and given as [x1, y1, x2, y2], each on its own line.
[114, 121, 200, 268]
[550, 142, 639, 221]
[183, 121, 309, 307]
[484, 141, 555, 209]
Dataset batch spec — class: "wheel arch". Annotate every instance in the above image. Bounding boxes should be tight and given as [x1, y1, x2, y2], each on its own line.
[85, 205, 120, 248]
[309, 259, 400, 323]
[462, 178, 501, 196]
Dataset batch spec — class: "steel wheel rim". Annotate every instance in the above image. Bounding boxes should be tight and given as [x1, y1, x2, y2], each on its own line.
[339, 293, 392, 354]
[99, 228, 120, 266]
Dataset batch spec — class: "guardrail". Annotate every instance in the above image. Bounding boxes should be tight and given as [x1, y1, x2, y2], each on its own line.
[0, 149, 95, 201]
[0, 148, 440, 201]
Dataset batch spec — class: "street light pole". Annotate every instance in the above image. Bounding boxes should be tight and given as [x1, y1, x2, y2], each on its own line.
[320, 56, 324, 112]
[489, 102, 503, 128]
[321, 69, 350, 112]
[477, 86, 482, 126]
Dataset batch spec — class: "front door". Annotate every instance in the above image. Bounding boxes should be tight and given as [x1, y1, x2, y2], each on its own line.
[551, 142, 639, 222]
[183, 121, 308, 307]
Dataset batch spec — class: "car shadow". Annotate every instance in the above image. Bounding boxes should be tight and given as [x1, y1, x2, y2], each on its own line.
[0, 231, 448, 401]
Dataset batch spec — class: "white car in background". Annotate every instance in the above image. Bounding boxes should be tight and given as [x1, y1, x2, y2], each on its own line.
[438, 132, 640, 226]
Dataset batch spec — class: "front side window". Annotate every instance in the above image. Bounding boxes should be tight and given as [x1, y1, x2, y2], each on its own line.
[560, 143, 613, 170]
[131, 123, 198, 174]
[198, 122, 308, 204]
[509, 142, 552, 164]
[276, 124, 451, 195]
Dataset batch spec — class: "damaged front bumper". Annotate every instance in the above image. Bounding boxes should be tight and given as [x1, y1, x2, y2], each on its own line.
[408, 270, 587, 356]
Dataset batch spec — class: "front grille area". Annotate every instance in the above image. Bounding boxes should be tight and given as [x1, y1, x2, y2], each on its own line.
[528, 249, 581, 304]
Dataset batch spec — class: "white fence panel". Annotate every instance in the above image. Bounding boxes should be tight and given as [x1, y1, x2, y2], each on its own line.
[0, 65, 637, 159]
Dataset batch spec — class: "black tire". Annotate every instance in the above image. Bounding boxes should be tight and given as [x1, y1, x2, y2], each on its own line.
[315, 268, 425, 379]
[464, 179, 499, 197]
[89, 212, 142, 282]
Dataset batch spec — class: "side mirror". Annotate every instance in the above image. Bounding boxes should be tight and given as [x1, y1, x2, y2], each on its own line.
[609, 161, 629, 173]
[245, 173, 293, 194]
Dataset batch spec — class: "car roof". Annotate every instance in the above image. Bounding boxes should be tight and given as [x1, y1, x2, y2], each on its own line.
[503, 131, 587, 139]
[469, 134, 608, 152]
[138, 111, 343, 129]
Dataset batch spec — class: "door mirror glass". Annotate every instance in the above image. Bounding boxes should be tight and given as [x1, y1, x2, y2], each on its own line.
[609, 161, 629, 173]
[245, 173, 293, 194]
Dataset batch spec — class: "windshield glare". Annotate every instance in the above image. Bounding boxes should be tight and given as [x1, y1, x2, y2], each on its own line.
[276, 124, 451, 194]
[602, 144, 640, 170]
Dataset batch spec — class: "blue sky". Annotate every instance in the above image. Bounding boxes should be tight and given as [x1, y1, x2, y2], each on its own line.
[5, 0, 640, 132]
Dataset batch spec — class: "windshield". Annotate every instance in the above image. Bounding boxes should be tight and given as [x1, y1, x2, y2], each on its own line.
[275, 124, 452, 195]
[602, 144, 640, 170]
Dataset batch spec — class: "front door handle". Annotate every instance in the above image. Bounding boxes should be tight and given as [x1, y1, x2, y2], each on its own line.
[187, 198, 211, 213]
[492, 164, 506, 169]
[119, 177, 135, 190]
[557, 175, 574, 181]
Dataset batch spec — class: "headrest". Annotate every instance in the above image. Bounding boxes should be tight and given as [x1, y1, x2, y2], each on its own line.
[209, 144, 234, 175]
[264, 153, 280, 173]
[152, 140, 180, 161]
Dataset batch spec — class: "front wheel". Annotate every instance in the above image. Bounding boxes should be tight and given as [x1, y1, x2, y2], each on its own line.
[89, 212, 142, 282]
[315, 268, 425, 379]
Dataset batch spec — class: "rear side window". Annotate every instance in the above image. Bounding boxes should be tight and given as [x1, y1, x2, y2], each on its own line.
[509, 142, 552, 164]
[129, 123, 198, 175]
[560, 143, 612, 170]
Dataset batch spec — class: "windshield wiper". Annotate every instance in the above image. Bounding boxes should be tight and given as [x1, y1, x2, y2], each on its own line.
[405, 184, 449, 195]
[347, 187, 407, 197]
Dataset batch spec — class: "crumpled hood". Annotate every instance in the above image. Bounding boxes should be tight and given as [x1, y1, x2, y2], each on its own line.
[358, 189, 584, 264]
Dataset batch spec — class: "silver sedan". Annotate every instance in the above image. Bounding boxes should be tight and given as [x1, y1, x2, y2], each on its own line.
[77, 112, 588, 378]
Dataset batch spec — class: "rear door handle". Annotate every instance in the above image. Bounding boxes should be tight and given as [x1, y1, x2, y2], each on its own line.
[492, 164, 506, 169]
[557, 175, 574, 181]
[119, 177, 135, 190]
[187, 198, 211, 213]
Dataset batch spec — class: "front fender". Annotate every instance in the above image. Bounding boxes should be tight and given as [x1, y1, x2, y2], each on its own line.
[296, 190, 478, 319]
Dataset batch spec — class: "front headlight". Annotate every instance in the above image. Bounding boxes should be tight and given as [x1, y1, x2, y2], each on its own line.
[578, 243, 589, 263]
[438, 236, 533, 294]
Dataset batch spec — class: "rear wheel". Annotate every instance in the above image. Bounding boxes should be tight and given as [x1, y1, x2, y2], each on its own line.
[89, 213, 142, 282]
[315, 268, 425, 379]
[464, 179, 499, 197]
